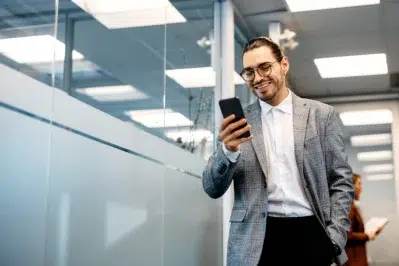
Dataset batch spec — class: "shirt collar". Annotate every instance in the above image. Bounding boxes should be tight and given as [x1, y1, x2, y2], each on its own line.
[259, 89, 293, 115]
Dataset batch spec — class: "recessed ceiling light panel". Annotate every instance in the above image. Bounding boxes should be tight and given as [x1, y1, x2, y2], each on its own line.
[357, 150, 392, 162]
[314, 53, 387, 78]
[339, 109, 392, 126]
[350, 134, 391, 147]
[285, 0, 380, 12]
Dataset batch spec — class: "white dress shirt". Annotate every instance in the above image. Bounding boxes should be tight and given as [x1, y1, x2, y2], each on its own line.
[223, 90, 313, 217]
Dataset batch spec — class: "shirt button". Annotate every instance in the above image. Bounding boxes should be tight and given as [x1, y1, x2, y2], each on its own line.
[261, 212, 266, 218]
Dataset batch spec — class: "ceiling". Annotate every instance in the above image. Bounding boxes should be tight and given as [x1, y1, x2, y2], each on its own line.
[233, 0, 399, 98]
[0, 0, 398, 152]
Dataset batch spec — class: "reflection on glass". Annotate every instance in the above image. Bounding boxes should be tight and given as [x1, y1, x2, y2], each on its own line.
[166, 66, 244, 88]
[76, 85, 149, 102]
[57, 193, 71, 266]
[0, 23, 67, 88]
[0, 35, 83, 64]
[105, 201, 148, 249]
[125, 109, 193, 128]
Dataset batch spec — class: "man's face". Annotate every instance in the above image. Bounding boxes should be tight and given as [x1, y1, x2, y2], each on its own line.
[242, 46, 289, 102]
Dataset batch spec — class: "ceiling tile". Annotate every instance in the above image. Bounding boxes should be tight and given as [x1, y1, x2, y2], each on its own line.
[325, 75, 391, 95]
[381, 2, 399, 30]
[385, 34, 399, 73]
[248, 13, 298, 35]
[293, 5, 380, 37]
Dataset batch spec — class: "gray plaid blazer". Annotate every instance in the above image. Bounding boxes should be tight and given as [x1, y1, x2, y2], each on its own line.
[202, 93, 354, 266]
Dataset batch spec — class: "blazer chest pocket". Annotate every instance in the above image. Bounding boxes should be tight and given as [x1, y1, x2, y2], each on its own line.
[229, 208, 247, 222]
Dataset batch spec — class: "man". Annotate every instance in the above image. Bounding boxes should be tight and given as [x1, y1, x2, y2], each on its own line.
[202, 37, 354, 266]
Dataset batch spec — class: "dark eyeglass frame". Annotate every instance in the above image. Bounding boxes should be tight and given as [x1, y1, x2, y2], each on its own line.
[240, 61, 279, 81]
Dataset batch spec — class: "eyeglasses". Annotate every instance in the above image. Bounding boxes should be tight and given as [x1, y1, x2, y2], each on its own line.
[240, 61, 278, 81]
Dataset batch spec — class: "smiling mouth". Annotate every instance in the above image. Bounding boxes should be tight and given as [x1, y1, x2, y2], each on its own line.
[255, 81, 272, 92]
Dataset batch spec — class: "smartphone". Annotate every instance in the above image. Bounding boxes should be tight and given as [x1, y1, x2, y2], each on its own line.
[218, 97, 251, 138]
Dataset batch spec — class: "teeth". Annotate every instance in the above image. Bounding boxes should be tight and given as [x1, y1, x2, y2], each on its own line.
[258, 82, 271, 89]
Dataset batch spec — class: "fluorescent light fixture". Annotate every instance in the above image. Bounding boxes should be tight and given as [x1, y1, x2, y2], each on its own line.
[357, 150, 392, 162]
[314, 53, 387, 78]
[285, 0, 380, 12]
[166, 129, 213, 143]
[339, 109, 392, 126]
[362, 164, 393, 173]
[166, 67, 245, 88]
[71, 0, 186, 29]
[125, 109, 193, 128]
[76, 85, 148, 102]
[350, 133, 391, 147]
[366, 173, 393, 181]
[0, 35, 84, 64]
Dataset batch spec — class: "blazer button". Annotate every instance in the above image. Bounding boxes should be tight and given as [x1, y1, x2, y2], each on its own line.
[261, 212, 266, 218]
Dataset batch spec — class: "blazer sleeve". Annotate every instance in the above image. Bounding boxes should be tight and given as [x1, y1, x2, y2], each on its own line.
[202, 136, 240, 199]
[324, 107, 355, 249]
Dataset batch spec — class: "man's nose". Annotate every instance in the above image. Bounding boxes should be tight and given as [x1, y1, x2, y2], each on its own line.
[253, 70, 263, 84]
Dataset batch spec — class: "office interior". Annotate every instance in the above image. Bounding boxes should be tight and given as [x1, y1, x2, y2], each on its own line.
[0, 0, 398, 265]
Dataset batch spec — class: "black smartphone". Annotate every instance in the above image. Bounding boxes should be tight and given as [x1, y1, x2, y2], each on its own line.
[218, 97, 251, 138]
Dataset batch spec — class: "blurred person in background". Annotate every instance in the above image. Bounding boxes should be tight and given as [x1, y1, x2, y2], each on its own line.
[343, 174, 384, 266]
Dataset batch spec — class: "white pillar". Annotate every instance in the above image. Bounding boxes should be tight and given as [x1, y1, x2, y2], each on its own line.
[213, 1, 235, 266]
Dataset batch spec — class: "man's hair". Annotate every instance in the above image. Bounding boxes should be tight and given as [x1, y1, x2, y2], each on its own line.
[243, 36, 284, 62]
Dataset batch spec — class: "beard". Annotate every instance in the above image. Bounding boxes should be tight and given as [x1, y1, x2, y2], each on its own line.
[251, 72, 285, 102]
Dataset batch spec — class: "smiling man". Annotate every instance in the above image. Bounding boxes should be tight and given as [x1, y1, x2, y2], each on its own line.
[202, 37, 354, 266]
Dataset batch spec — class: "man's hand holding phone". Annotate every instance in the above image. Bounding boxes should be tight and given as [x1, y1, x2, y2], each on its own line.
[219, 114, 252, 152]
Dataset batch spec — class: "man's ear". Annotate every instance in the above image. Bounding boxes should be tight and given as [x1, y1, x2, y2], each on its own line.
[281, 56, 289, 75]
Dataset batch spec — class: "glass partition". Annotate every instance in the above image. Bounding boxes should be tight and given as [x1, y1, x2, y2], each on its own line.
[163, 3, 222, 266]
[0, 0, 222, 266]
[163, 3, 215, 160]
[0, 1, 59, 265]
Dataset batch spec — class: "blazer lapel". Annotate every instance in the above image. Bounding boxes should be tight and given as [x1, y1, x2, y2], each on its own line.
[247, 101, 269, 178]
[292, 94, 310, 179]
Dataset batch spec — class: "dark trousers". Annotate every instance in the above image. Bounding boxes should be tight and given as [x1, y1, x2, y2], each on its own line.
[258, 215, 334, 266]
